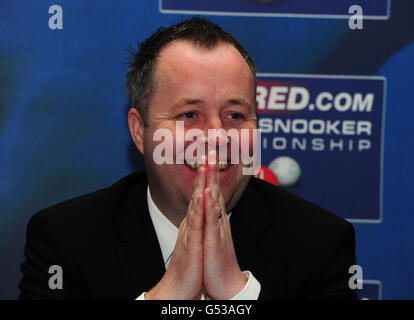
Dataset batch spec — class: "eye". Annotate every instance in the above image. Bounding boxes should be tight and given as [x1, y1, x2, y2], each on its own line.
[228, 113, 245, 120]
[178, 111, 197, 119]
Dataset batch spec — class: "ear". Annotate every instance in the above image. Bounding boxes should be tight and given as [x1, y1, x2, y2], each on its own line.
[128, 108, 145, 155]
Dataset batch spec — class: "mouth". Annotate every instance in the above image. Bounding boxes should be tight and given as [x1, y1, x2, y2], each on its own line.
[184, 160, 231, 171]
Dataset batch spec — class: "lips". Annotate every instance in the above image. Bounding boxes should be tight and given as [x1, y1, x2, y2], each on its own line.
[184, 160, 230, 170]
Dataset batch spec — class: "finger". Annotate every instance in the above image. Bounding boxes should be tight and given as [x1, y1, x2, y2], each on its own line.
[175, 215, 189, 252]
[187, 194, 204, 252]
[218, 192, 227, 221]
[216, 158, 222, 191]
[193, 158, 206, 204]
[184, 164, 205, 253]
[204, 188, 220, 245]
[188, 194, 204, 231]
[188, 199, 194, 213]
[207, 151, 218, 202]
[191, 166, 199, 203]
[206, 160, 224, 222]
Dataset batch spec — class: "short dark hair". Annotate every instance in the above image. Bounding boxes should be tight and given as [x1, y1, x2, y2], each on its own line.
[126, 17, 256, 125]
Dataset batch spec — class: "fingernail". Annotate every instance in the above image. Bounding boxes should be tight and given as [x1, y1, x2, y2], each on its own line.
[208, 150, 216, 165]
[200, 155, 207, 166]
[205, 188, 212, 200]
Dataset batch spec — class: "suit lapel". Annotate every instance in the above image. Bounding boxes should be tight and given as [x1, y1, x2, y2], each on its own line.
[231, 179, 290, 299]
[113, 174, 165, 299]
[230, 182, 274, 279]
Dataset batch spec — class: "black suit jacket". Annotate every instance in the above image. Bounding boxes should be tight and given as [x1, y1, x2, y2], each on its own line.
[19, 172, 357, 299]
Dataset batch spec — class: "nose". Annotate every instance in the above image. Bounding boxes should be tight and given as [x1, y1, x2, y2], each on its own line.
[205, 115, 223, 132]
[203, 116, 229, 161]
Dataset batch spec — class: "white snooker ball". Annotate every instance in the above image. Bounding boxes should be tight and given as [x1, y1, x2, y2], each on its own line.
[268, 156, 301, 188]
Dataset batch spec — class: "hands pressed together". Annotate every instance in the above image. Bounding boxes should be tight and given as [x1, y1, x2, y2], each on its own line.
[145, 153, 247, 300]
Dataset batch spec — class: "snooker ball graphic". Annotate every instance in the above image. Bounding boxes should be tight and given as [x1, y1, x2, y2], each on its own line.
[254, 166, 279, 186]
[268, 156, 301, 188]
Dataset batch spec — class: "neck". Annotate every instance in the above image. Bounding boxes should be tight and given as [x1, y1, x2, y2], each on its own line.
[148, 186, 186, 228]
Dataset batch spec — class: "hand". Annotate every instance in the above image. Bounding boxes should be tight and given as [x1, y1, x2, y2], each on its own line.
[202, 153, 247, 300]
[145, 165, 206, 300]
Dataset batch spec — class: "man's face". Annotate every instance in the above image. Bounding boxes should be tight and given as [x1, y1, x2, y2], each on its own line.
[133, 40, 257, 217]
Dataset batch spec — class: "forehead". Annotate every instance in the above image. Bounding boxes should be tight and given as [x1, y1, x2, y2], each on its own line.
[156, 39, 251, 71]
[155, 40, 252, 79]
[149, 40, 255, 111]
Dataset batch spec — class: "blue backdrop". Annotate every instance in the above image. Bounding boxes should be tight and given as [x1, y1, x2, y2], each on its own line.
[1, 0, 413, 299]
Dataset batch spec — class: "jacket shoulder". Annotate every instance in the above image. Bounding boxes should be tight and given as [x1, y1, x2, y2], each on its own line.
[247, 177, 355, 259]
[248, 178, 357, 299]
[248, 177, 353, 232]
[27, 172, 147, 243]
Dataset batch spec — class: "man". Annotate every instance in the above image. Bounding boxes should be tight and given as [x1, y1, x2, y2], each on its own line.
[19, 18, 357, 300]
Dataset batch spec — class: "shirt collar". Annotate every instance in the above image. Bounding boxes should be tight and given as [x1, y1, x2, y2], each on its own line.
[147, 186, 178, 267]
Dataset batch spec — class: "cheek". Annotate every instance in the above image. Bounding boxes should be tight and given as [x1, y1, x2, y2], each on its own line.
[148, 123, 198, 163]
[142, 136, 152, 156]
[237, 127, 257, 158]
[174, 132, 186, 161]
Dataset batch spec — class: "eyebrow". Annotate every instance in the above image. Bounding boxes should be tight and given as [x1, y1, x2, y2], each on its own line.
[227, 98, 252, 109]
[174, 98, 203, 108]
[173, 97, 252, 109]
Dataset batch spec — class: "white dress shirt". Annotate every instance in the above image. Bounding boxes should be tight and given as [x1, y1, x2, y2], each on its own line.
[136, 186, 261, 300]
